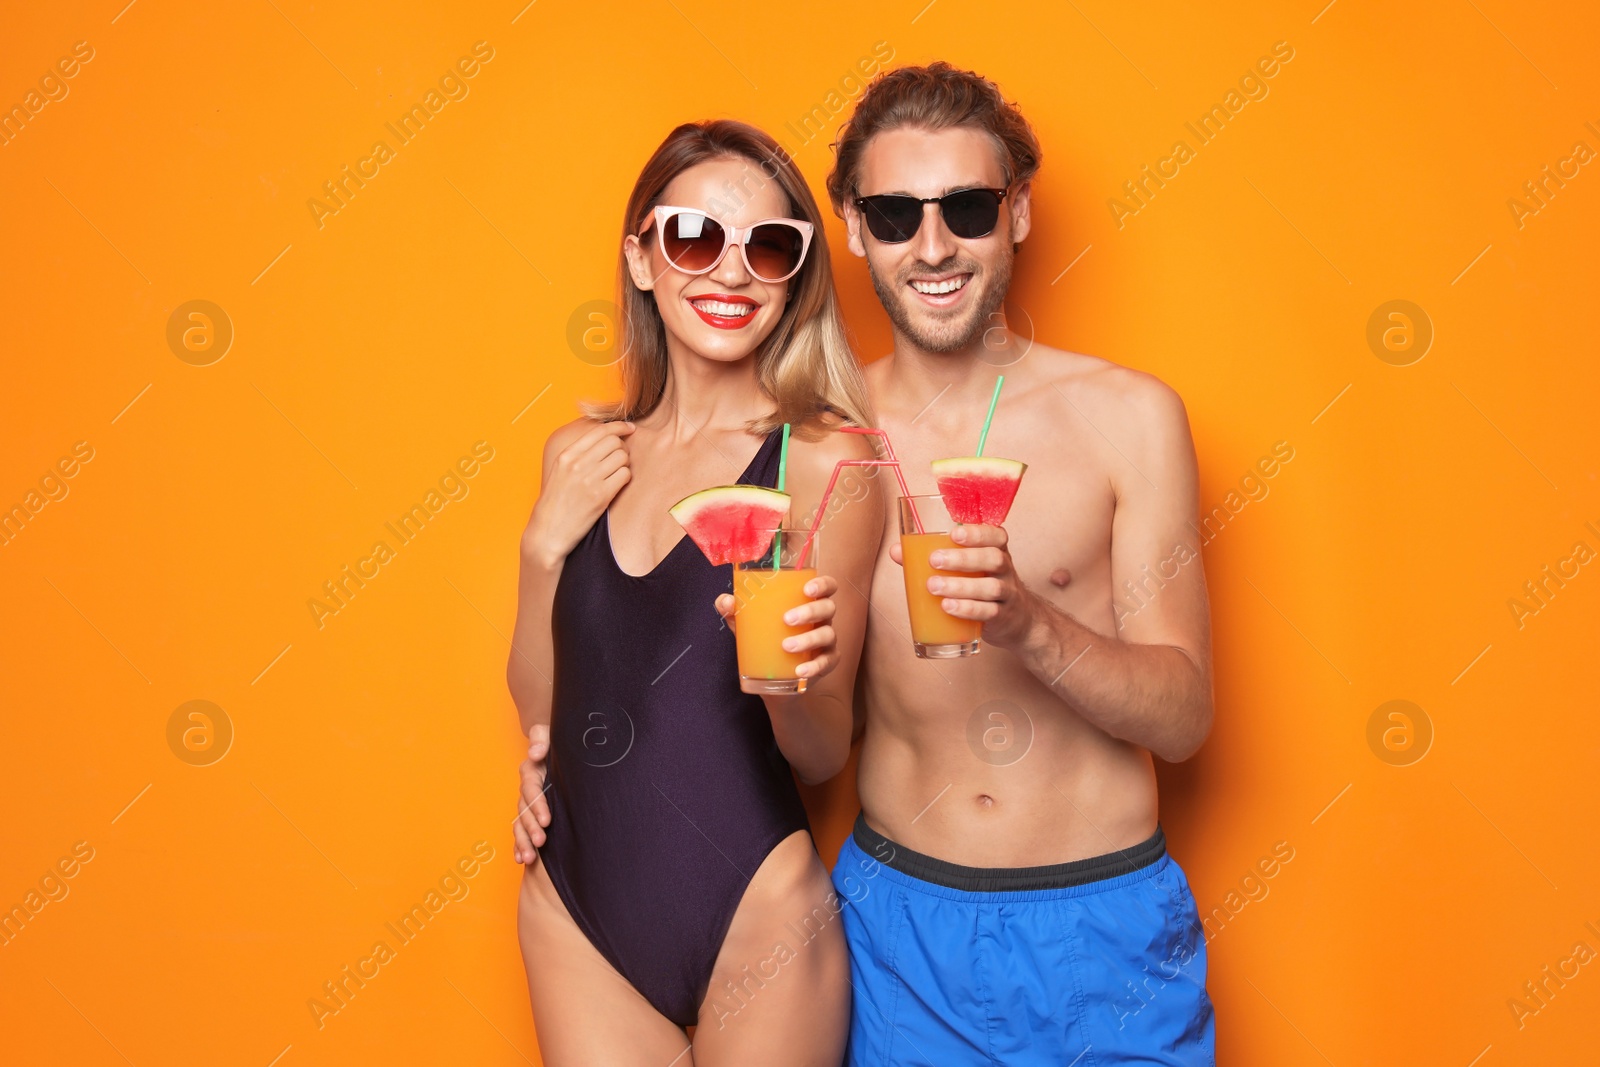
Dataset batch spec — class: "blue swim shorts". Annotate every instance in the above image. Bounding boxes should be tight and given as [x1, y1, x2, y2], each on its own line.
[831, 814, 1215, 1066]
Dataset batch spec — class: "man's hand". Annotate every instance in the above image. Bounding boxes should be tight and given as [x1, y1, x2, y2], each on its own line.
[891, 523, 1037, 649]
[512, 724, 552, 865]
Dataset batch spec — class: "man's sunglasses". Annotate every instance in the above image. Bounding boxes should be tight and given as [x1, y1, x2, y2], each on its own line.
[640, 206, 813, 283]
[853, 187, 1009, 244]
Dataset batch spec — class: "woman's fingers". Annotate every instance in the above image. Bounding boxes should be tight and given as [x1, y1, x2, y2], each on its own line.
[798, 648, 837, 679]
[803, 574, 839, 599]
[784, 596, 835, 626]
[785, 624, 835, 656]
[594, 446, 630, 477]
[570, 420, 635, 457]
[714, 593, 738, 629]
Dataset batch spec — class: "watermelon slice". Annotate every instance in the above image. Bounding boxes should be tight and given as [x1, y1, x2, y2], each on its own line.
[932, 457, 1027, 525]
[669, 485, 791, 566]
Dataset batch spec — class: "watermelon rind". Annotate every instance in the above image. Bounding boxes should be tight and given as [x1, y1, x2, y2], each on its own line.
[930, 457, 1027, 480]
[669, 485, 791, 566]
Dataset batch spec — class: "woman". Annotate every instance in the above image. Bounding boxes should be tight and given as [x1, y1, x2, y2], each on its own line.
[506, 120, 883, 1066]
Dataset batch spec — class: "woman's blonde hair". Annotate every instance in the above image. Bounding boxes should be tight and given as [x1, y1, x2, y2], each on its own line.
[587, 120, 873, 438]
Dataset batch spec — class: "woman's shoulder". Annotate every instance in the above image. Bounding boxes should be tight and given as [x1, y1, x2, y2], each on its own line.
[786, 411, 876, 471]
[541, 415, 619, 470]
[545, 415, 614, 451]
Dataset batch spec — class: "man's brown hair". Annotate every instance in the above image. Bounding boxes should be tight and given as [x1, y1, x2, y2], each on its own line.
[825, 61, 1042, 215]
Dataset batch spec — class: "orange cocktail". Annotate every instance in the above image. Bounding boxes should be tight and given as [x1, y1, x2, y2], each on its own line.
[733, 530, 817, 694]
[899, 496, 982, 658]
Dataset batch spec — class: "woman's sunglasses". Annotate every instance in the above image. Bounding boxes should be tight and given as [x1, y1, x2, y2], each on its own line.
[640, 206, 813, 283]
[853, 187, 1009, 244]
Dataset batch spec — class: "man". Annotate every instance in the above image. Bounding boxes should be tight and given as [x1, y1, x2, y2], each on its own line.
[825, 63, 1217, 1065]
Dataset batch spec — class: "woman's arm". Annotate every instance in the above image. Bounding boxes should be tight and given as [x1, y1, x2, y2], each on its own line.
[508, 417, 633, 862]
[720, 425, 885, 784]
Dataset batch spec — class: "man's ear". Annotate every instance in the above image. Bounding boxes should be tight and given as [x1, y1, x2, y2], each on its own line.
[1008, 181, 1033, 246]
[842, 199, 868, 258]
[623, 234, 657, 290]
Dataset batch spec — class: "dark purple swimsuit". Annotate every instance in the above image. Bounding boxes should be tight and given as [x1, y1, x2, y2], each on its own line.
[540, 427, 811, 1026]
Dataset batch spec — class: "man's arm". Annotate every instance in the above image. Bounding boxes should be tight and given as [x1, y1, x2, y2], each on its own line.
[927, 376, 1214, 762]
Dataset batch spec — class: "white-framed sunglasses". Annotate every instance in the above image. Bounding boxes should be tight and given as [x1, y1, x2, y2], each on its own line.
[640, 205, 813, 283]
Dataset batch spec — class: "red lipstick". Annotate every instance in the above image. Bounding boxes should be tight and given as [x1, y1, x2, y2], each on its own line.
[687, 293, 759, 329]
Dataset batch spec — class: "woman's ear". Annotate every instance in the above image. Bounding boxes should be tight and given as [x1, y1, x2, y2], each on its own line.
[623, 234, 657, 291]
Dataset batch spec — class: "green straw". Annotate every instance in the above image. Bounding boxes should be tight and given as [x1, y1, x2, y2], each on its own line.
[773, 423, 791, 572]
[975, 375, 1005, 457]
[776, 422, 792, 491]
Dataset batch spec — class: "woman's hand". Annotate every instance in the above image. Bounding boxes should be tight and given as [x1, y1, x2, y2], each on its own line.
[714, 573, 841, 682]
[512, 724, 552, 865]
[522, 421, 634, 567]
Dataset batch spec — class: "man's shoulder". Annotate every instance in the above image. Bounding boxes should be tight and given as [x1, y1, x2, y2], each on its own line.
[1031, 344, 1187, 431]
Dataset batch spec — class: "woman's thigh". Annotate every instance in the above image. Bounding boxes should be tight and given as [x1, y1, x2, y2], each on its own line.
[693, 830, 850, 1067]
[519, 859, 693, 1067]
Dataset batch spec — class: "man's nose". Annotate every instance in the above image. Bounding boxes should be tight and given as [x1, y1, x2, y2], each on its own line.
[912, 201, 957, 266]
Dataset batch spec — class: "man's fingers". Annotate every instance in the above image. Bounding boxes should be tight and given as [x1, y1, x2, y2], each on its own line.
[940, 598, 1002, 621]
[518, 788, 548, 840]
[522, 775, 551, 827]
[928, 575, 1006, 602]
[512, 820, 536, 865]
[928, 547, 1008, 574]
[950, 523, 1007, 548]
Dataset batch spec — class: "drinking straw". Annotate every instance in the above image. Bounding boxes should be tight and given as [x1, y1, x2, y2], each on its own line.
[777, 422, 792, 492]
[796, 458, 904, 568]
[975, 375, 1005, 457]
[774, 423, 791, 571]
[832, 424, 923, 546]
[840, 426, 916, 503]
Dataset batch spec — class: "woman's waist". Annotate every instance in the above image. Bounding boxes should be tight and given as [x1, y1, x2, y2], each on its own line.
[543, 746, 809, 845]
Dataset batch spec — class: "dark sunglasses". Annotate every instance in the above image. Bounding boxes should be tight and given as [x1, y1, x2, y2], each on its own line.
[853, 187, 1009, 243]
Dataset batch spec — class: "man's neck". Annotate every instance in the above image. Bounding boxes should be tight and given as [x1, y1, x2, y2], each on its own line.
[883, 327, 1029, 410]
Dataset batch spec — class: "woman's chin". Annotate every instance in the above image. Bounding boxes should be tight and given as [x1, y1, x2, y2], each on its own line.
[668, 323, 771, 363]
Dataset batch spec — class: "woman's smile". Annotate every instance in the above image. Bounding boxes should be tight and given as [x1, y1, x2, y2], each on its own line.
[686, 292, 759, 329]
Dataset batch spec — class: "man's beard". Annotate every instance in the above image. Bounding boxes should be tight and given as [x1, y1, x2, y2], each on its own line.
[867, 250, 1014, 354]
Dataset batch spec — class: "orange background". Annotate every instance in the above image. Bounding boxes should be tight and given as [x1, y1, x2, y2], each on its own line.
[3, 1, 1598, 1063]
